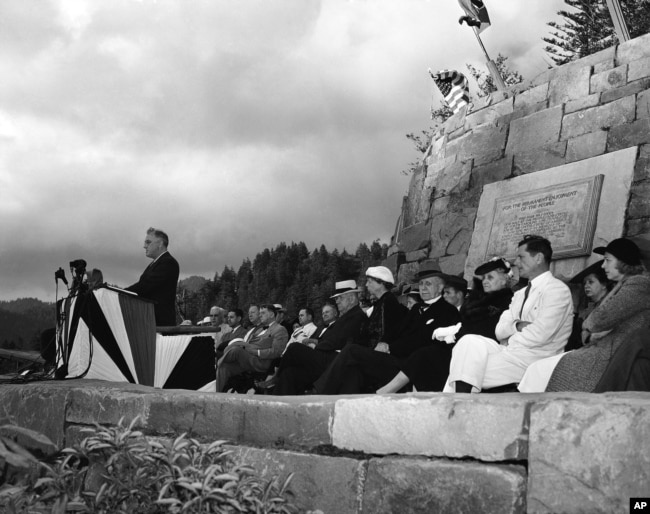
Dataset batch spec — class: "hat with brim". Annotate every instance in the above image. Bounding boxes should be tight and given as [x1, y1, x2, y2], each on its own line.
[330, 280, 361, 298]
[475, 258, 510, 276]
[273, 303, 286, 312]
[366, 266, 395, 286]
[416, 261, 446, 280]
[445, 275, 468, 291]
[593, 238, 641, 266]
[570, 260, 608, 284]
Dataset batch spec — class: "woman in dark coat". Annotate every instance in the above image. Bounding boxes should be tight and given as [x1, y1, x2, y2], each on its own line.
[376, 258, 513, 393]
[364, 266, 408, 350]
[519, 238, 650, 392]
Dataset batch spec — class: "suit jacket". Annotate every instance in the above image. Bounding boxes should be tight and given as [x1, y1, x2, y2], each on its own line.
[217, 325, 248, 352]
[126, 251, 179, 326]
[315, 304, 369, 352]
[389, 297, 461, 358]
[496, 270, 573, 360]
[367, 292, 408, 347]
[247, 322, 289, 360]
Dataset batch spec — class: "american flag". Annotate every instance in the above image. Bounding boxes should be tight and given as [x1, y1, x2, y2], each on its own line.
[429, 69, 470, 114]
[458, 0, 491, 34]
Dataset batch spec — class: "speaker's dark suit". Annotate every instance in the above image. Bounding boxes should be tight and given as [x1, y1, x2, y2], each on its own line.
[126, 251, 180, 326]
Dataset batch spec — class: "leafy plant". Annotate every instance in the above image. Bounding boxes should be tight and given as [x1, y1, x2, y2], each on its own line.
[0, 417, 301, 513]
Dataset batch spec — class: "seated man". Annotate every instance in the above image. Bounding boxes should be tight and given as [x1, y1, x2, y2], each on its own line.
[215, 304, 288, 392]
[215, 308, 247, 359]
[444, 235, 574, 393]
[443, 276, 468, 311]
[273, 281, 369, 395]
[285, 307, 318, 348]
[315, 263, 460, 394]
[209, 306, 232, 348]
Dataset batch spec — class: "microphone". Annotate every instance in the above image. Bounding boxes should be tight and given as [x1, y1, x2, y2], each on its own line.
[55, 267, 69, 286]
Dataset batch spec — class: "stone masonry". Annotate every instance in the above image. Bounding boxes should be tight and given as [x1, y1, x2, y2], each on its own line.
[389, 32, 650, 283]
[0, 381, 648, 514]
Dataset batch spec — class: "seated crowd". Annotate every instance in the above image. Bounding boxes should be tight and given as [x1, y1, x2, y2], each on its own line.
[209, 235, 650, 394]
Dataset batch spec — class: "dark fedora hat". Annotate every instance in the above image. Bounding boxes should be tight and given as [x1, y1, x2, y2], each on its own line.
[445, 275, 468, 291]
[416, 261, 446, 280]
[593, 238, 641, 266]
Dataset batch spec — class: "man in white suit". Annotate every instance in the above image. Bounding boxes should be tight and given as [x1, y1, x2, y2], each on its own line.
[444, 235, 573, 393]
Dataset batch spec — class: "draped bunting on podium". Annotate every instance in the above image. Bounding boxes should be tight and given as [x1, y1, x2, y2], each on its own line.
[58, 288, 216, 390]
[59, 288, 157, 385]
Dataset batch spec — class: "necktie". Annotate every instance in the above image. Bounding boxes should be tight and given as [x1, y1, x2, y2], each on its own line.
[519, 283, 532, 319]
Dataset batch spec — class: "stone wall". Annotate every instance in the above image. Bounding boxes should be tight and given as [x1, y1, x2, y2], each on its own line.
[389, 32, 650, 283]
[1, 381, 648, 513]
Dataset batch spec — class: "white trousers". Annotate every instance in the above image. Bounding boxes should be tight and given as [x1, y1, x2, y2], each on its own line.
[443, 335, 530, 393]
[517, 352, 567, 392]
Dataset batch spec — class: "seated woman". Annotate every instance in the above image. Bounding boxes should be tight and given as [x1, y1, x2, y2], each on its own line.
[377, 257, 513, 393]
[565, 260, 611, 351]
[364, 266, 408, 350]
[519, 238, 650, 392]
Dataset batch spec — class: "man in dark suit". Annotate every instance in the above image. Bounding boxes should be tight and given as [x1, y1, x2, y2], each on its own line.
[273, 281, 370, 395]
[126, 227, 180, 326]
[215, 308, 248, 360]
[215, 304, 289, 392]
[315, 262, 461, 394]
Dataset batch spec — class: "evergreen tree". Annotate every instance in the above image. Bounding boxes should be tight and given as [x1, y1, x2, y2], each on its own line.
[544, 0, 650, 66]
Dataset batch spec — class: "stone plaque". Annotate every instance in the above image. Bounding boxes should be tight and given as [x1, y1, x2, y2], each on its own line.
[485, 175, 603, 260]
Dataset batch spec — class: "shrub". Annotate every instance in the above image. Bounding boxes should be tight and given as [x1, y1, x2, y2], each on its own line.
[0, 417, 301, 513]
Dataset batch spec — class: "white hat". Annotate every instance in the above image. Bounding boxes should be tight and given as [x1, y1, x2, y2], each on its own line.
[330, 280, 361, 298]
[273, 303, 286, 312]
[366, 266, 395, 285]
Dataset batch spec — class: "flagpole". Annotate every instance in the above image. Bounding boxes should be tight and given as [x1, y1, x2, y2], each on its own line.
[471, 26, 506, 91]
[605, 0, 631, 42]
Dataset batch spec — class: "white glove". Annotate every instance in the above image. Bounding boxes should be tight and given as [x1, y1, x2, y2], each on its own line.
[432, 323, 462, 344]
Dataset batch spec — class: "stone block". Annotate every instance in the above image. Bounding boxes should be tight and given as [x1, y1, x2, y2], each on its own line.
[399, 221, 432, 253]
[465, 96, 514, 129]
[383, 251, 405, 276]
[607, 117, 650, 152]
[601, 77, 650, 104]
[149, 393, 336, 448]
[617, 31, 650, 64]
[513, 83, 548, 110]
[404, 248, 428, 263]
[506, 106, 563, 155]
[548, 64, 591, 107]
[363, 458, 526, 514]
[430, 194, 450, 216]
[425, 154, 455, 175]
[629, 56, 650, 81]
[564, 93, 600, 114]
[633, 144, 650, 182]
[439, 252, 468, 275]
[447, 124, 508, 163]
[566, 130, 607, 163]
[427, 159, 473, 194]
[430, 209, 477, 259]
[228, 445, 364, 514]
[593, 59, 615, 74]
[628, 181, 650, 218]
[527, 393, 650, 514]
[512, 141, 567, 175]
[470, 155, 513, 191]
[331, 395, 531, 461]
[627, 217, 650, 236]
[0, 383, 70, 448]
[590, 64, 627, 94]
[561, 95, 636, 140]
[445, 104, 468, 134]
[638, 89, 650, 119]
[504, 100, 548, 126]
[396, 261, 421, 287]
[446, 227, 472, 254]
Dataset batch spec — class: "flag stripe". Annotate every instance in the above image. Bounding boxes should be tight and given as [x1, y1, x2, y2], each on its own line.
[430, 69, 470, 114]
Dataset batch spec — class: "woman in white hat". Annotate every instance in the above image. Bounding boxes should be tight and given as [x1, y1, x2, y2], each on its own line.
[364, 266, 408, 352]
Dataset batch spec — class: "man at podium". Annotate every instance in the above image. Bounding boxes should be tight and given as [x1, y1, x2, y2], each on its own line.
[126, 227, 180, 326]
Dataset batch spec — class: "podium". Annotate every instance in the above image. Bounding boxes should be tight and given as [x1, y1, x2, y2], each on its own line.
[57, 288, 217, 390]
[57, 287, 157, 385]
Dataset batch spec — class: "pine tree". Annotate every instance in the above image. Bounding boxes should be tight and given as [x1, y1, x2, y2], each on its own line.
[544, 0, 650, 66]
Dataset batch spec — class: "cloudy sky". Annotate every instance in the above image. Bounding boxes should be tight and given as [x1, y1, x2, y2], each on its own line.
[0, 0, 565, 302]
